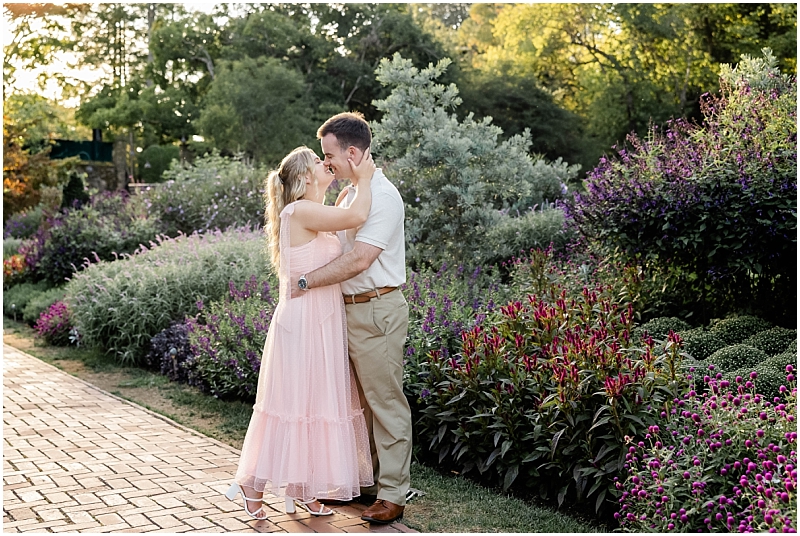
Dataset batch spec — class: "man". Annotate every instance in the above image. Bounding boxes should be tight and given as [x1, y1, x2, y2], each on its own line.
[294, 112, 411, 524]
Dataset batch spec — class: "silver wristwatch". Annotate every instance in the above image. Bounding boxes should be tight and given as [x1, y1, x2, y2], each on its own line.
[298, 274, 309, 291]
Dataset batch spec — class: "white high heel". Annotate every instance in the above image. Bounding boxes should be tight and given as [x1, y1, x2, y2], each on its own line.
[285, 496, 334, 516]
[225, 482, 267, 520]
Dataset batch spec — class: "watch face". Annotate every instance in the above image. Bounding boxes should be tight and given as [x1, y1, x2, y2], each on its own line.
[299, 277, 307, 290]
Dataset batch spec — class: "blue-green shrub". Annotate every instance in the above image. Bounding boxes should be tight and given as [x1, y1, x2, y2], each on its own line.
[22, 287, 67, 325]
[65, 227, 268, 364]
[371, 54, 578, 269]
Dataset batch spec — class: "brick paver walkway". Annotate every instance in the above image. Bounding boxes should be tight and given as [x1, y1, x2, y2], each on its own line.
[3, 344, 416, 533]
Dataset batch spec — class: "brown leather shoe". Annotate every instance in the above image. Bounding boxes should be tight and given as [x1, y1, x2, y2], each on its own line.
[361, 499, 404, 524]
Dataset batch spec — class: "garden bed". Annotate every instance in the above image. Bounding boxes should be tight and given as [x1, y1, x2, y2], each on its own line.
[2, 319, 603, 533]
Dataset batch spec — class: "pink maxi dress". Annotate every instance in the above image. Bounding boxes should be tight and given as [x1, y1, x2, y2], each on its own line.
[234, 201, 373, 501]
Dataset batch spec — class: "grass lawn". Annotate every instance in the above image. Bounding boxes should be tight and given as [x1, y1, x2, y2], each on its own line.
[3, 318, 604, 533]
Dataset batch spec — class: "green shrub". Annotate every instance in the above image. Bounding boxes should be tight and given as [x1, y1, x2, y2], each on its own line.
[3, 281, 51, 320]
[633, 316, 692, 341]
[22, 287, 67, 325]
[35, 192, 162, 285]
[676, 329, 726, 361]
[480, 205, 576, 266]
[65, 227, 268, 365]
[137, 144, 180, 183]
[764, 349, 797, 372]
[3, 205, 44, 239]
[60, 170, 90, 209]
[706, 344, 769, 373]
[371, 53, 577, 269]
[566, 50, 797, 326]
[710, 315, 773, 345]
[409, 248, 688, 513]
[3, 238, 23, 259]
[742, 327, 797, 357]
[143, 152, 265, 236]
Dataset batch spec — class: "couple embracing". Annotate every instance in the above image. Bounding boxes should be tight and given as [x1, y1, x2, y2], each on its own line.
[225, 112, 411, 525]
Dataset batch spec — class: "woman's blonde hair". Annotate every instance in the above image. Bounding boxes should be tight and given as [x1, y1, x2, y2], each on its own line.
[265, 146, 317, 270]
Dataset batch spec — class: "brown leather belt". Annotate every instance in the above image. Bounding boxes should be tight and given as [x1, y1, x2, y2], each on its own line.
[343, 287, 397, 304]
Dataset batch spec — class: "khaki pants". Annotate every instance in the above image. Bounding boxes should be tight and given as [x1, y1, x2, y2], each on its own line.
[345, 289, 411, 506]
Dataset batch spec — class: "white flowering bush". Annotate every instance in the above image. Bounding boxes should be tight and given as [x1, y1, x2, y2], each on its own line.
[706, 344, 769, 373]
[742, 327, 797, 357]
[677, 329, 727, 361]
[710, 315, 773, 345]
[65, 227, 268, 364]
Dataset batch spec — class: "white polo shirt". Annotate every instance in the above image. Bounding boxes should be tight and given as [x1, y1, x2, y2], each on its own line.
[337, 168, 406, 295]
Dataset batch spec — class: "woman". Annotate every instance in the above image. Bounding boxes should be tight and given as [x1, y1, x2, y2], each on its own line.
[225, 146, 375, 519]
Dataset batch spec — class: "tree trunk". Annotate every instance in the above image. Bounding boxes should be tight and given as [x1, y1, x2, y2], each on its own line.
[146, 3, 155, 87]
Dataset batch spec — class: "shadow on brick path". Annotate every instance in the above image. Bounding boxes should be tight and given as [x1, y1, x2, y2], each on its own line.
[3, 344, 416, 534]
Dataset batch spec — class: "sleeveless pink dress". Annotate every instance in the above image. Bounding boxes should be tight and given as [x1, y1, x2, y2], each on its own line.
[234, 201, 373, 501]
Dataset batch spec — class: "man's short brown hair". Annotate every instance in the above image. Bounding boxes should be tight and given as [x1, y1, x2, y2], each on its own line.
[317, 112, 372, 152]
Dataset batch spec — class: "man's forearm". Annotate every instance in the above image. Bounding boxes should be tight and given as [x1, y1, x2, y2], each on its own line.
[306, 248, 366, 289]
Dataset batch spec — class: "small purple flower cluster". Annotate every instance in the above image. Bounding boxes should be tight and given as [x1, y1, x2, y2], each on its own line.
[617, 364, 797, 532]
[401, 262, 507, 392]
[186, 275, 279, 400]
[563, 70, 797, 324]
[34, 301, 74, 346]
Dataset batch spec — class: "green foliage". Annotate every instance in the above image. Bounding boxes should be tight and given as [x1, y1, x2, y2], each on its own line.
[187, 276, 279, 400]
[454, 4, 797, 157]
[742, 327, 797, 357]
[676, 329, 726, 361]
[568, 50, 797, 325]
[3, 281, 51, 320]
[480, 206, 576, 268]
[38, 192, 161, 285]
[710, 315, 774, 345]
[3, 238, 23, 259]
[22, 286, 67, 325]
[196, 57, 317, 165]
[137, 144, 180, 183]
[408, 248, 687, 513]
[456, 71, 591, 171]
[60, 170, 90, 209]
[706, 344, 769, 373]
[65, 227, 268, 364]
[3, 205, 44, 239]
[372, 53, 578, 268]
[143, 152, 265, 236]
[633, 317, 692, 341]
